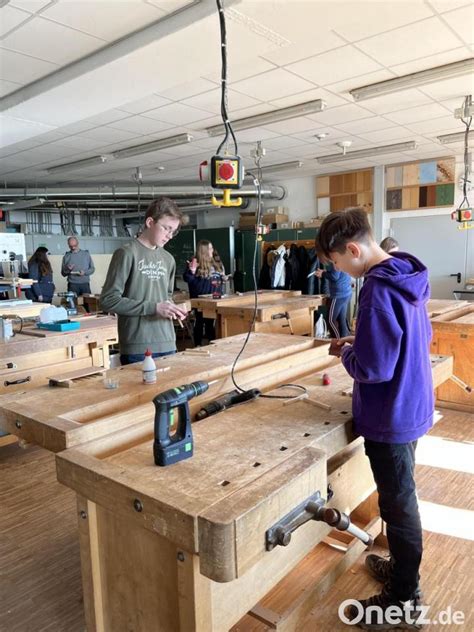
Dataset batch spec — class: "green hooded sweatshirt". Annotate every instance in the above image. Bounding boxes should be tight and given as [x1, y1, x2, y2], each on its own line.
[100, 239, 177, 355]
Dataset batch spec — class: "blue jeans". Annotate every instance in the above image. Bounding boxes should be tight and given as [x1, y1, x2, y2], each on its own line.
[364, 439, 422, 600]
[327, 296, 351, 338]
[120, 351, 175, 366]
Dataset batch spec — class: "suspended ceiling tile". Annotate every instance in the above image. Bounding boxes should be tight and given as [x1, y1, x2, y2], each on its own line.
[263, 116, 325, 135]
[419, 75, 474, 100]
[357, 126, 418, 143]
[160, 78, 217, 101]
[389, 47, 471, 76]
[118, 94, 172, 115]
[405, 116, 462, 134]
[262, 136, 313, 151]
[335, 116, 398, 135]
[0, 137, 43, 158]
[287, 46, 382, 86]
[57, 120, 100, 135]
[38, 1, 165, 42]
[108, 115, 174, 135]
[9, 1, 52, 12]
[0, 78, 22, 98]
[141, 102, 213, 124]
[355, 17, 462, 66]
[1, 17, 105, 65]
[330, 1, 434, 40]
[204, 57, 277, 84]
[260, 32, 346, 67]
[146, 1, 194, 11]
[81, 109, 131, 126]
[0, 114, 56, 147]
[77, 126, 141, 143]
[230, 127, 280, 143]
[0, 47, 58, 83]
[269, 87, 349, 110]
[307, 103, 374, 126]
[232, 68, 316, 101]
[49, 136, 110, 151]
[181, 88, 262, 115]
[0, 4, 32, 36]
[292, 126, 351, 143]
[429, 0, 473, 13]
[385, 102, 451, 124]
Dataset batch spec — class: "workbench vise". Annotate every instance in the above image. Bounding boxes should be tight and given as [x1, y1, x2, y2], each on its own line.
[266, 490, 373, 551]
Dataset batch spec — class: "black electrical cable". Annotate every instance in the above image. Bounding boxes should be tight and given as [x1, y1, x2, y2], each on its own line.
[459, 96, 472, 210]
[216, 0, 238, 156]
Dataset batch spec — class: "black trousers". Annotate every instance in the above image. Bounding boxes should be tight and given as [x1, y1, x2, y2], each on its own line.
[327, 296, 351, 338]
[364, 439, 422, 600]
[68, 282, 91, 296]
[193, 310, 215, 347]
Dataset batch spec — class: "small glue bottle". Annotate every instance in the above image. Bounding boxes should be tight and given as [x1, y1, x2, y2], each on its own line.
[142, 349, 157, 384]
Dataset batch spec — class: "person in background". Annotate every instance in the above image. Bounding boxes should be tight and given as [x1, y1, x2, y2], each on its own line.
[184, 240, 225, 346]
[61, 236, 95, 296]
[100, 197, 188, 366]
[317, 207, 432, 629]
[25, 246, 55, 303]
[314, 261, 352, 338]
[380, 236, 399, 253]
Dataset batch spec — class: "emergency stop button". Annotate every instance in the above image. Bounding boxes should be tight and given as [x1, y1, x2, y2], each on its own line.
[218, 162, 234, 181]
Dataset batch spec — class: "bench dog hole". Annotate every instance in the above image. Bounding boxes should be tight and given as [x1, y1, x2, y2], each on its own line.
[303, 433, 311, 437]
[280, 446, 288, 451]
[219, 480, 230, 487]
[253, 462, 261, 467]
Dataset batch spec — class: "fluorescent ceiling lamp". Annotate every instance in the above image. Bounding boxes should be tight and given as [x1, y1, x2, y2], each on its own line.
[113, 133, 193, 159]
[206, 99, 326, 137]
[259, 160, 304, 174]
[350, 59, 474, 102]
[47, 155, 108, 175]
[437, 131, 473, 144]
[316, 141, 417, 164]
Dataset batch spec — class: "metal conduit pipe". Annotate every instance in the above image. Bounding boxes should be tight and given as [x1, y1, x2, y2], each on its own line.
[0, 184, 286, 201]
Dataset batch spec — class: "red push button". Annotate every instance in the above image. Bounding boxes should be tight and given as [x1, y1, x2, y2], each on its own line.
[218, 162, 234, 181]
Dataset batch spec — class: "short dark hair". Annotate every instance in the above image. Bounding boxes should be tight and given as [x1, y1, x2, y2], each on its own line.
[316, 207, 372, 258]
[380, 236, 399, 253]
[145, 197, 189, 226]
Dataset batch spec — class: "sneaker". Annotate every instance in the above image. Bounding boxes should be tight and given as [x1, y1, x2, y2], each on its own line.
[365, 554, 393, 583]
[344, 584, 424, 630]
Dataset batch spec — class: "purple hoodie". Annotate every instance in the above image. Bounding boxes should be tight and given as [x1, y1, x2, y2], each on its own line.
[341, 252, 434, 443]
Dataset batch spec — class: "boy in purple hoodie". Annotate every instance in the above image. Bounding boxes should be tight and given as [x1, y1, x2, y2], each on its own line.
[317, 207, 433, 630]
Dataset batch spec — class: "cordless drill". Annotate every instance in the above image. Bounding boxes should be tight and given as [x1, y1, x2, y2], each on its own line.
[153, 380, 209, 466]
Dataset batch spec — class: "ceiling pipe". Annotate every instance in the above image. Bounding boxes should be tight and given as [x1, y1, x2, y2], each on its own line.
[0, 184, 286, 201]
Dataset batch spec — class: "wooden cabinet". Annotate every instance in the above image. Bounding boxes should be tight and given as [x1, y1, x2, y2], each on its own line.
[316, 169, 373, 214]
[386, 157, 455, 211]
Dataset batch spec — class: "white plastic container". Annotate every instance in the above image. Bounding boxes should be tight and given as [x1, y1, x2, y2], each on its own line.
[142, 349, 157, 384]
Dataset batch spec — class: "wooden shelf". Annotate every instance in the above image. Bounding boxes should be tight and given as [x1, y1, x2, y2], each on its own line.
[316, 169, 373, 214]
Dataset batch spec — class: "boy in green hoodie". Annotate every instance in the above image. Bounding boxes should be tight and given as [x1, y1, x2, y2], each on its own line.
[100, 197, 188, 365]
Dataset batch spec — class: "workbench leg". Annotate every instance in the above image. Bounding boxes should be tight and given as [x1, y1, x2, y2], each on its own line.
[177, 551, 213, 632]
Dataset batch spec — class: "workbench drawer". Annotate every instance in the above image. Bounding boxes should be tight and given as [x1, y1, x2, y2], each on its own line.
[0, 356, 93, 394]
[0, 345, 90, 374]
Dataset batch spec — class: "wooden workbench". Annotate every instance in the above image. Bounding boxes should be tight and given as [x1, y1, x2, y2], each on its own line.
[426, 299, 468, 319]
[0, 315, 118, 396]
[431, 303, 474, 412]
[0, 335, 332, 452]
[53, 350, 452, 632]
[192, 291, 324, 338]
[191, 290, 304, 336]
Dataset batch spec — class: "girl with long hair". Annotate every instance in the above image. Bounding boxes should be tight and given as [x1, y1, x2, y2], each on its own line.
[26, 246, 55, 303]
[183, 240, 225, 346]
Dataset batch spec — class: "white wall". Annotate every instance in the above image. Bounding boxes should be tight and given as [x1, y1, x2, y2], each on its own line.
[262, 175, 317, 221]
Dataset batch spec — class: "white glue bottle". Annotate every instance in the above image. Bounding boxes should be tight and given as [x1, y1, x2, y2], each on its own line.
[142, 349, 157, 384]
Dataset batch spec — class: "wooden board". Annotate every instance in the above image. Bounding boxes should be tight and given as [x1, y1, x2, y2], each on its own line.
[48, 366, 106, 387]
[191, 290, 302, 318]
[426, 299, 468, 319]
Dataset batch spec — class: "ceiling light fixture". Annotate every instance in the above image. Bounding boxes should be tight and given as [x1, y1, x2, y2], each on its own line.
[259, 160, 304, 174]
[316, 141, 418, 164]
[437, 131, 474, 144]
[336, 140, 353, 155]
[113, 133, 193, 159]
[314, 132, 329, 141]
[206, 99, 326, 136]
[46, 155, 108, 175]
[350, 59, 474, 102]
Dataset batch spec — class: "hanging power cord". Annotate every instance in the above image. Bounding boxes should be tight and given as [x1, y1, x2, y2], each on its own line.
[452, 95, 473, 229]
[216, 0, 238, 158]
[228, 144, 308, 400]
[459, 95, 472, 210]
